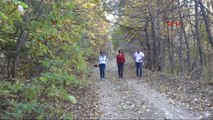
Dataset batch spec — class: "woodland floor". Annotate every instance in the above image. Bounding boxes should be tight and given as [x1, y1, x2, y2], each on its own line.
[70, 55, 213, 119]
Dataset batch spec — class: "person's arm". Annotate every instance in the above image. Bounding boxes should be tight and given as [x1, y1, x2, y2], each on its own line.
[99, 56, 104, 62]
[98, 56, 101, 61]
[140, 52, 144, 61]
[116, 55, 118, 64]
[142, 52, 144, 57]
[104, 55, 106, 62]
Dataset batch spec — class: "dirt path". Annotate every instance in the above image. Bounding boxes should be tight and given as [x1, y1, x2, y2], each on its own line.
[94, 56, 202, 119]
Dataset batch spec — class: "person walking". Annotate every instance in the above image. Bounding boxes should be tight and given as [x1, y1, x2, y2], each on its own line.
[99, 51, 106, 80]
[134, 48, 144, 77]
[116, 49, 125, 78]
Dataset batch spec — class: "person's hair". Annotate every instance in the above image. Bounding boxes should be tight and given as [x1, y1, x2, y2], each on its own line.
[100, 51, 104, 54]
[137, 48, 141, 52]
[118, 49, 123, 54]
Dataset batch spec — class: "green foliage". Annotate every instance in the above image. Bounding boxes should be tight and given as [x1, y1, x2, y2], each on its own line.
[14, 1, 28, 8]
[1, 0, 110, 119]
[0, 1, 23, 51]
[0, 0, 108, 119]
[0, 12, 8, 20]
[111, 26, 125, 50]
[0, 80, 40, 119]
[0, 77, 76, 119]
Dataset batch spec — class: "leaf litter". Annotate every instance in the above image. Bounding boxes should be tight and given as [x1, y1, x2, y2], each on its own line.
[67, 56, 212, 119]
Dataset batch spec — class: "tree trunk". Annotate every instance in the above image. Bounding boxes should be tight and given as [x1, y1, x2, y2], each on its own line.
[11, 29, 29, 78]
[151, 15, 159, 71]
[199, 0, 213, 48]
[178, 27, 184, 74]
[156, 0, 162, 71]
[195, 0, 204, 65]
[178, 0, 189, 74]
[167, 25, 175, 73]
[177, 6, 183, 74]
[181, 19, 191, 72]
[144, 16, 152, 69]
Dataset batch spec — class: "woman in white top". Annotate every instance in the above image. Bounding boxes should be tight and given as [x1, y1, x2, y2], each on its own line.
[99, 51, 106, 80]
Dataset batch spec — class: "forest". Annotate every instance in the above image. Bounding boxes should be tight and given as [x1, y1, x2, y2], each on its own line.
[0, 0, 212, 119]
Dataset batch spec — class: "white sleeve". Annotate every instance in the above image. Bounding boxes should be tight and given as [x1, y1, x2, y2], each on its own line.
[141, 52, 144, 57]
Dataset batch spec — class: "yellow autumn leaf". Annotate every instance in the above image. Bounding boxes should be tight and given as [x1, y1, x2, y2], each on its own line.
[82, 3, 96, 9]
[90, 40, 96, 46]
[88, 31, 95, 39]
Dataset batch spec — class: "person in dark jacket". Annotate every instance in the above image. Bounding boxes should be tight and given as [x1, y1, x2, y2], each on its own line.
[116, 49, 125, 78]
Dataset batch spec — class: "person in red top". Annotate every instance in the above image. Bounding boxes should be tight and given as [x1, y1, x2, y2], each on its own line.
[116, 49, 125, 78]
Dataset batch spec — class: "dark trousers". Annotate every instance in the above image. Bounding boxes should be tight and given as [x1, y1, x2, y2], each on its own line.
[135, 62, 142, 76]
[99, 64, 106, 78]
[117, 63, 124, 78]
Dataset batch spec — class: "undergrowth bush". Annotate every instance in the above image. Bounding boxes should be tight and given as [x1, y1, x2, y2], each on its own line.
[0, 69, 81, 119]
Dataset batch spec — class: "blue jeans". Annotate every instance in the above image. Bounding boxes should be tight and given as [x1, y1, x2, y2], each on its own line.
[135, 62, 142, 77]
[99, 64, 106, 78]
